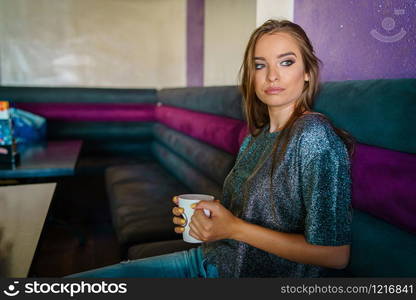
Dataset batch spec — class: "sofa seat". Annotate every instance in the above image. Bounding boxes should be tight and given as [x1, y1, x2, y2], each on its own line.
[106, 162, 191, 250]
[127, 239, 198, 260]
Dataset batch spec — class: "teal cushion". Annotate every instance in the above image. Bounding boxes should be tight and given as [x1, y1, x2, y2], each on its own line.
[314, 79, 416, 153]
[0, 86, 157, 103]
[157, 86, 244, 120]
[346, 209, 416, 277]
[48, 121, 155, 141]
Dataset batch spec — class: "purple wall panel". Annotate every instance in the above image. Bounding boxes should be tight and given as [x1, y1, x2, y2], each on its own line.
[187, 0, 204, 86]
[294, 0, 416, 81]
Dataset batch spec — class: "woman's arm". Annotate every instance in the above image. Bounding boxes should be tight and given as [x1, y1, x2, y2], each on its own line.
[189, 201, 350, 270]
[232, 217, 350, 269]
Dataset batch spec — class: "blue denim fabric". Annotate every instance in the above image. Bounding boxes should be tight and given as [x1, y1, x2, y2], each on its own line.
[65, 247, 219, 278]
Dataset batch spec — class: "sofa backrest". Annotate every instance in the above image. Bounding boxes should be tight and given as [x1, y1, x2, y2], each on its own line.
[0, 86, 158, 157]
[314, 78, 415, 153]
[153, 86, 246, 199]
[157, 79, 416, 277]
[314, 78, 416, 276]
[157, 86, 244, 120]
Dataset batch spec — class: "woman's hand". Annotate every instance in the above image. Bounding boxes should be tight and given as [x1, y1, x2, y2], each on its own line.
[172, 196, 186, 234]
[189, 200, 241, 242]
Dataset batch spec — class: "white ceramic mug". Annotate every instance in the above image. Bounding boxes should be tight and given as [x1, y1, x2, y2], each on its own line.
[178, 194, 214, 243]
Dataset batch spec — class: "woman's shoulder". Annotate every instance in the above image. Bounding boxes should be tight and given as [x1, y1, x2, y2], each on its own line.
[237, 133, 253, 155]
[292, 112, 345, 153]
[294, 112, 330, 129]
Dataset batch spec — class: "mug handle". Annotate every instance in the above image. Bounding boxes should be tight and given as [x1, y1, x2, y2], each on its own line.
[181, 212, 188, 227]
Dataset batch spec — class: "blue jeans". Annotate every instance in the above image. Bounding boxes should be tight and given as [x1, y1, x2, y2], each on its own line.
[66, 247, 219, 278]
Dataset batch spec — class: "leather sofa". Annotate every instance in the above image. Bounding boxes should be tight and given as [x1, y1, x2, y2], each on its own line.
[105, 79, 416, 277]
[1, 78, 415, 277]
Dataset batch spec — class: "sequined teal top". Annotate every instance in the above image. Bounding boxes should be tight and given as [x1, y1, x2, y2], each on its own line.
[201, 113, 352, 278]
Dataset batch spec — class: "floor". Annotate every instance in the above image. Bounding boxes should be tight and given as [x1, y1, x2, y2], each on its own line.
[28, 174, 122, 277]
[29, 220, 120, 277]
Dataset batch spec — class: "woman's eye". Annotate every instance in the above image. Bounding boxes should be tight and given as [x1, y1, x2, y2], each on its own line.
[281, 60, 294, 66]
[255, 63, 265, 70]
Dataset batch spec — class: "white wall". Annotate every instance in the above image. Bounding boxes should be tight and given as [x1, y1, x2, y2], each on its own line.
[0, 0, 186, 88]
[203, 0, 294, 86]
[0, 0, 296, 88]
[256, 0, 294, 26]
[204, 0, 257, 86]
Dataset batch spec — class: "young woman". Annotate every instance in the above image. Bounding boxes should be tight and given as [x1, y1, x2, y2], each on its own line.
[68, 19, 353, 278]
[173, 19, 354, 278]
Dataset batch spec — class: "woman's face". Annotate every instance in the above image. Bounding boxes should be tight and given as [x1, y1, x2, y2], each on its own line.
[253, 32, 309, 111]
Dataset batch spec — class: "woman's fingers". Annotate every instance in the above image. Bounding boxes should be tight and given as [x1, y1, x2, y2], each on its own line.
[172, 196, 184, 235]
[189, 224, 202, 240]
[172, 216, 185, 225]
[172, 207, 184, 216]
[172, 196, 179, 205]
[173, 212, 185, 234]
[189, 212, 205, 238]
[174, 226, 184, 234]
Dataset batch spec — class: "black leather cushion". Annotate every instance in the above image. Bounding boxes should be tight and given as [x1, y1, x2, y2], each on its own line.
[127, 240, 198, 260]
[106, 162, 191, 248]
[153, 123, 235, 185]
[152, 142, 223, 199]
[106, 162, 183, 186]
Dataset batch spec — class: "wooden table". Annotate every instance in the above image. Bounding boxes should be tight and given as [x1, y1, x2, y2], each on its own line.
[0, 183, 56, 277]
[0, 140, 82, 179]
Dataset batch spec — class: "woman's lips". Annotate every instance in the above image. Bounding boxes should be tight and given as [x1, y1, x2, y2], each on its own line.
[265, 87, 285, 94]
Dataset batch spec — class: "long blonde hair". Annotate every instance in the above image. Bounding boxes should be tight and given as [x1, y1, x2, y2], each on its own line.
[239, 19, 354, 175]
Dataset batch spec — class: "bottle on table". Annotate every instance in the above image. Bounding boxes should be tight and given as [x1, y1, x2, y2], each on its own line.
[0, 101, 20, 169]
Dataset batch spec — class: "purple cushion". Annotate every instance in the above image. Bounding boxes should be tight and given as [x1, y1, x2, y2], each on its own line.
[352, 143, 416, 234]
[155, 105, 245, 154]
[15, 103, 157, 122]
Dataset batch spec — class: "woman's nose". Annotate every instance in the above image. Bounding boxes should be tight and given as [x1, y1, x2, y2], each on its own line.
[267, 67, 279, 82]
